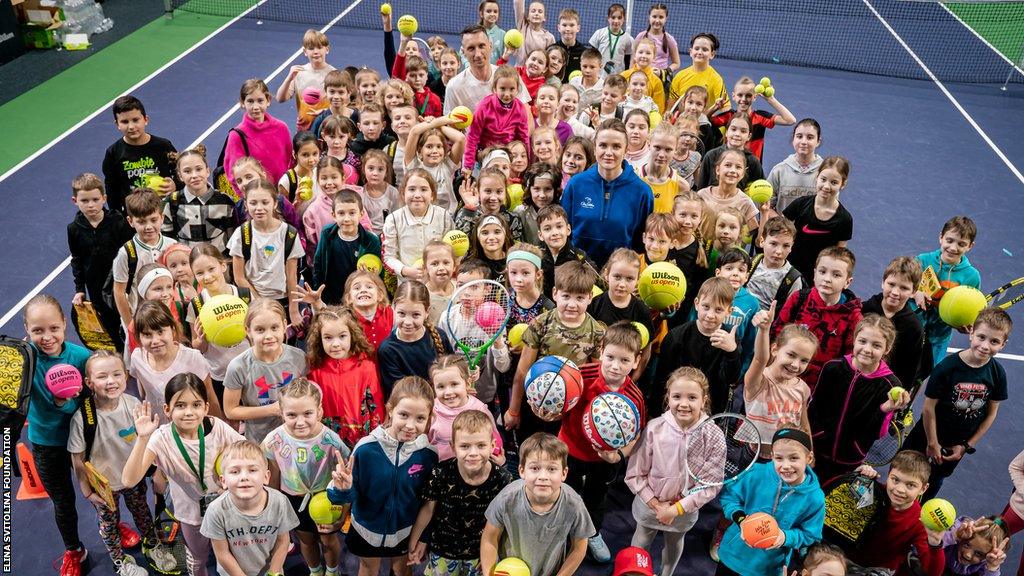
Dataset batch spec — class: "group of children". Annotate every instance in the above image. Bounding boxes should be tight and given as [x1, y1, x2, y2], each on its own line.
[22, 2, 1019, 576]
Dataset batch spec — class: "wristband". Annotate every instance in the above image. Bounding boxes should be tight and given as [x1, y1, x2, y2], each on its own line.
[267, 572, 283, 576]
[733, 511, 747, 524]
[507, 410, 520, 417]
[675, 501, 685, 516]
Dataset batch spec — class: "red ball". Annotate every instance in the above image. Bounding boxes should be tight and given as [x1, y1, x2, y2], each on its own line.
[741, 512, 780, 549]
[301, 86, 323, 105]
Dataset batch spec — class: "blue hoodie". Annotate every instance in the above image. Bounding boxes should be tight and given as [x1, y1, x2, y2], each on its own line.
[910, 249, 981, 366]
[718, 461, 825, 576]
[327, 425, 437, 548]
[560, 161, 654, 267]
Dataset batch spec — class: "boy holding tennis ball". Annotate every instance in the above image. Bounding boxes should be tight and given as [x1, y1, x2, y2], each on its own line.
[312, 190, 382, 306]
[910, 215, 981, 367]
[846, 451, 947, 575]
[709, 76, 797, 161]
[904, 307, 1010, 500]
[480, 433, 593, 576]
[103, 95, 178, 214]
[201, 440, 299, 576]
[276, 29, 335, 131]
[717, 428, 825, 576]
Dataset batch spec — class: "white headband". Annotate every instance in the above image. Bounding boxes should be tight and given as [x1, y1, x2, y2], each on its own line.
[482, 149, 510, 168]
[137, 267, 173, 298]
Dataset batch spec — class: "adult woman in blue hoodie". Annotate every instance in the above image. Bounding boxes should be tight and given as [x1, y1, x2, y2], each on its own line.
[560, 119, 654, 268]
[717, 428, 825, 576]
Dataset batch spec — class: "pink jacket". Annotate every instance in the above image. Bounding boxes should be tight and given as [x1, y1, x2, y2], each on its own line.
[1009, 449, 1024, 517]
[301, 187, 373, 259]
[428, 396, 503, 461]
[223, 112, 293, 197]
[626, 413, 721, 512]
[463, 93, 530, 170]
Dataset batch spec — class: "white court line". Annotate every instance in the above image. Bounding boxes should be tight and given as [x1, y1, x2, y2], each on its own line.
[0, 0, 364, 330]
[948, 348, 1024, 363]
[862, 0, 1024, 188]
[936, 3, 1024, 79]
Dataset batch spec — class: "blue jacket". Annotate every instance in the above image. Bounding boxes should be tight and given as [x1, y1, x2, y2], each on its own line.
[28, 342, 90, 446]
[910, 249, 981, 366]
[718, 461, 825, 576]
[327, 425, 437, 548]
[560, 161, 653, 267]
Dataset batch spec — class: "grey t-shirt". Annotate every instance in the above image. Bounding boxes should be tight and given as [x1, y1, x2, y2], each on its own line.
[223, 346, 307, 443]
[484, 479, 594, 576]
[746, 260, 803, 310]
[200, 487, 299, 576]
[67, 395, 141, 491]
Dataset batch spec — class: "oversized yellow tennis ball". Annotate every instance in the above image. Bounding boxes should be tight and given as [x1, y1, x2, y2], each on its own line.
[358, 253, 382, 274]
[414, 258, 423, 269]
[443, 229, 469, 258]
[397, 14, 418, 36]
[764, 86, 775, 98]
[648, 109, 662, 128]
[379, 3, 391, 15]
[631, 321, 650, 349]
[888, 386, 906, 404]
[759, 76, 771, 87]
[592, 285, 603, 297]
[507, 323, 528, 347]
[638, 261, 687, 310]
[920, 498, 956, 531]
[745, 179, 774, 205]
[938, 286, 987, 328]
[507, 183, 524, 210]
[198, 294, 248, 347]
[449, 106, 473, 130]
[309, 492, 344, 525]
[504, 29, 523, 49]
[568, 70, 582, 82]
[493, 557, 531, 576]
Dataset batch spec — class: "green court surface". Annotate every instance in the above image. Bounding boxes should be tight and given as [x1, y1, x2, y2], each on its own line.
[0, 11, 233, 175]
[947, 2, 1024, 64]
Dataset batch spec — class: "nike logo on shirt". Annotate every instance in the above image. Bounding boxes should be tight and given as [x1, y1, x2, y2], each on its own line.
[802, 225, 830, 235]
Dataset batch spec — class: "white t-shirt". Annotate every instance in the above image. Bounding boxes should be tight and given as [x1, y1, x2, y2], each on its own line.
[442, 64, 531, 115]
[67, 394, 141, 491]
[130, 345, 211, 423]
[227, 222, 305, 299]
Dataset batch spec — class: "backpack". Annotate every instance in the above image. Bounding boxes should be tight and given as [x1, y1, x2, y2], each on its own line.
[0, 335, 35, 428]
[212, 128, 248, 202]
[749, 254, 804, 318]
[282, 168, 298, 203]
[101, 240, 139, 310]
[163, 190, 187, 239]
[239, 221, 298, 263]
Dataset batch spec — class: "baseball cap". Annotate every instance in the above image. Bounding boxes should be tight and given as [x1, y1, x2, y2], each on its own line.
[613, 546, 654, 576]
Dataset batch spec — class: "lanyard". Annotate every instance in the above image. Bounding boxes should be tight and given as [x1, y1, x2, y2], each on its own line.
[608, 30, 622, 62]
[417, 93, 429, 116]
[172, 422, 206, 493]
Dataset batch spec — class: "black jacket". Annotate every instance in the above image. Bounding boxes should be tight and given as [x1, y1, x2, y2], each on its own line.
[67, 210, 134, 298]
[862, 293, 927, 392]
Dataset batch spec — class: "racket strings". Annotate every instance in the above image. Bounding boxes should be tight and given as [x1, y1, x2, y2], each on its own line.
[686, 415, 760, 487]
[444, 280, 511, 347]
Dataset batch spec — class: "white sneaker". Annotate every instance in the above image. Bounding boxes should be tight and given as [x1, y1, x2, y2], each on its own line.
[115, 556, 149, 576]
[588, 534, 612, 563]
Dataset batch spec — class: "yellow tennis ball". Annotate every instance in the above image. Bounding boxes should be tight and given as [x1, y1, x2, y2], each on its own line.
[504, 29, 523, 49]
[449, 105, 474, 130]
[938, 286, 987, 328]
[507, 323, 528, 347]
[358, 253, 382, 274]
[493, 557, 531, 576]
[631, 321, 650, 349]
[568, 70, 582, 82]
[638, 261, 687, 310]
[379, 3, 391, 15]
[198, 294, 248, 347]
[443, 230, 470, 257]
[888, 386, 906, 404]
[759, 76, 771, 87]
[507, 183, 524, 210]
[648, 109, 662, 128]
[920, 498, 956, 531]
[764, 86, 775, 98]
[308, 492, 344, 525]
[397, 14, 418, 36]
[214, 452, 223, 477]
[754, 84, 765, 95]
[592, 285, 603, 297]
[745, 179, 774, 205]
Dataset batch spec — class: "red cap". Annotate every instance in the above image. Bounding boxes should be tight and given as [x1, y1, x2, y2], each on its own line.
[613, 546, 654, 576]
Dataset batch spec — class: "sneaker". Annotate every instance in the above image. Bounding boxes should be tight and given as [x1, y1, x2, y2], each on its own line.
[119, 522, 141, 549]
[588, 534, 612, 563]
[59, 548, 88, 576]
[709, 527, 724, 562]
[143, 543, 178, 573]
[115, 555, 149, 576]
[309, 566, 326, 576]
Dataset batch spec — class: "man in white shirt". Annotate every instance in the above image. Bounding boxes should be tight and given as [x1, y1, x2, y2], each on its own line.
[443, 25, 531, 115]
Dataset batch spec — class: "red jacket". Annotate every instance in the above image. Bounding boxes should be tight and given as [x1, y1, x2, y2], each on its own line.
[772, 287, 862, 391]
[391, 54, 443, 118]
[307, 355, 385, 447]
[559, 363, 646, 462]
[849, 499, 944, 576]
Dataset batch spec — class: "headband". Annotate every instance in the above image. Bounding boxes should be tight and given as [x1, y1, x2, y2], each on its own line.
[772, 428, 812, 452]
[158, 243, 192, 266]
[506, 250, 542, 269]
[481, 149, 510, 168]
[137, 267, 173, 298]
[478, 215, 504, 229]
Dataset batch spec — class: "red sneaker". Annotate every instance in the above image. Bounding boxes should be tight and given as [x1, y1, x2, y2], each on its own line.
[59, 548, 88, 576]
[119, 522, 141, 549]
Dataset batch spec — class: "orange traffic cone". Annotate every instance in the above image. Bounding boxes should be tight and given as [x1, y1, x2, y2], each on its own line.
[16, 443, 48, 500]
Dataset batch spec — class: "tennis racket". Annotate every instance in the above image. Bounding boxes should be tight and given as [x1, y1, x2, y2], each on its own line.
[822, 473, 882, 549]
[442, 279, 512, 371]
[862, 407, 914, 467]
[681, 413, 760, 498]
[986, 276, 1024, 310]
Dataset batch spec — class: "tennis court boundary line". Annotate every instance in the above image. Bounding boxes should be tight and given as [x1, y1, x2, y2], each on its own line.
[937, 3, 1024, 79]
[861, 0, 1024, 188]
[0, 0, 364, 331]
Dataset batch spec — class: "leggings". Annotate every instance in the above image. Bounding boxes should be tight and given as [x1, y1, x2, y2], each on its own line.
[631, 525, 688, 576]
[180, 521, 212, 576]
[92, 482, 157, 564]
[32, 443, 82, 551]
[565, 455, 618, 532]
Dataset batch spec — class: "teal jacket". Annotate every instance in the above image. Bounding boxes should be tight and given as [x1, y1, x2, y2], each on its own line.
[910, 249, 980, 366]
[718, 461, 825, 576]
[313, 223, 381, 305]
[28, 342, 90, 446]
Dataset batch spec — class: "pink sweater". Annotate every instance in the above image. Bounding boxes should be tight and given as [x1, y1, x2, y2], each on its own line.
[428, 396, 503, 461]
[625, 414, 721, 513]
[463, 93, 530, 170]
[223, 112, 293, 197]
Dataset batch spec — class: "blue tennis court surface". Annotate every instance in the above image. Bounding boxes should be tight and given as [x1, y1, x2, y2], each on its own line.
[2, 0, 1023, 573]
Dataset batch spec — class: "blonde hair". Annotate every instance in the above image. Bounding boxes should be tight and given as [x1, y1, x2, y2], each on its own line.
[695, 277, 734, 307]
[602, 248, 641, 279]
[856, 314, 897, 355]
[72, 173, 104, 196]
[386, 376, 435, 420]
[451, 409, 495, 443]
[217, 440, 268, 471]
[302, 29, 329, 49]
[775, 324, 819, 356]
[665, 366, 710, 413]
[491, 65, 521, 91]
[378, 78, 414, 109]
[306, 306, 374, 368]
[644, 212, 681, 239]
[278, 377, 323, 405]
[343, 270, 389, 308]
[422, 240, 456, 264]
[429, 354, 470, 384]
[244, 298, 288, 332]
[673, 190, 708, 268]
[85, 349, 126, 379]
